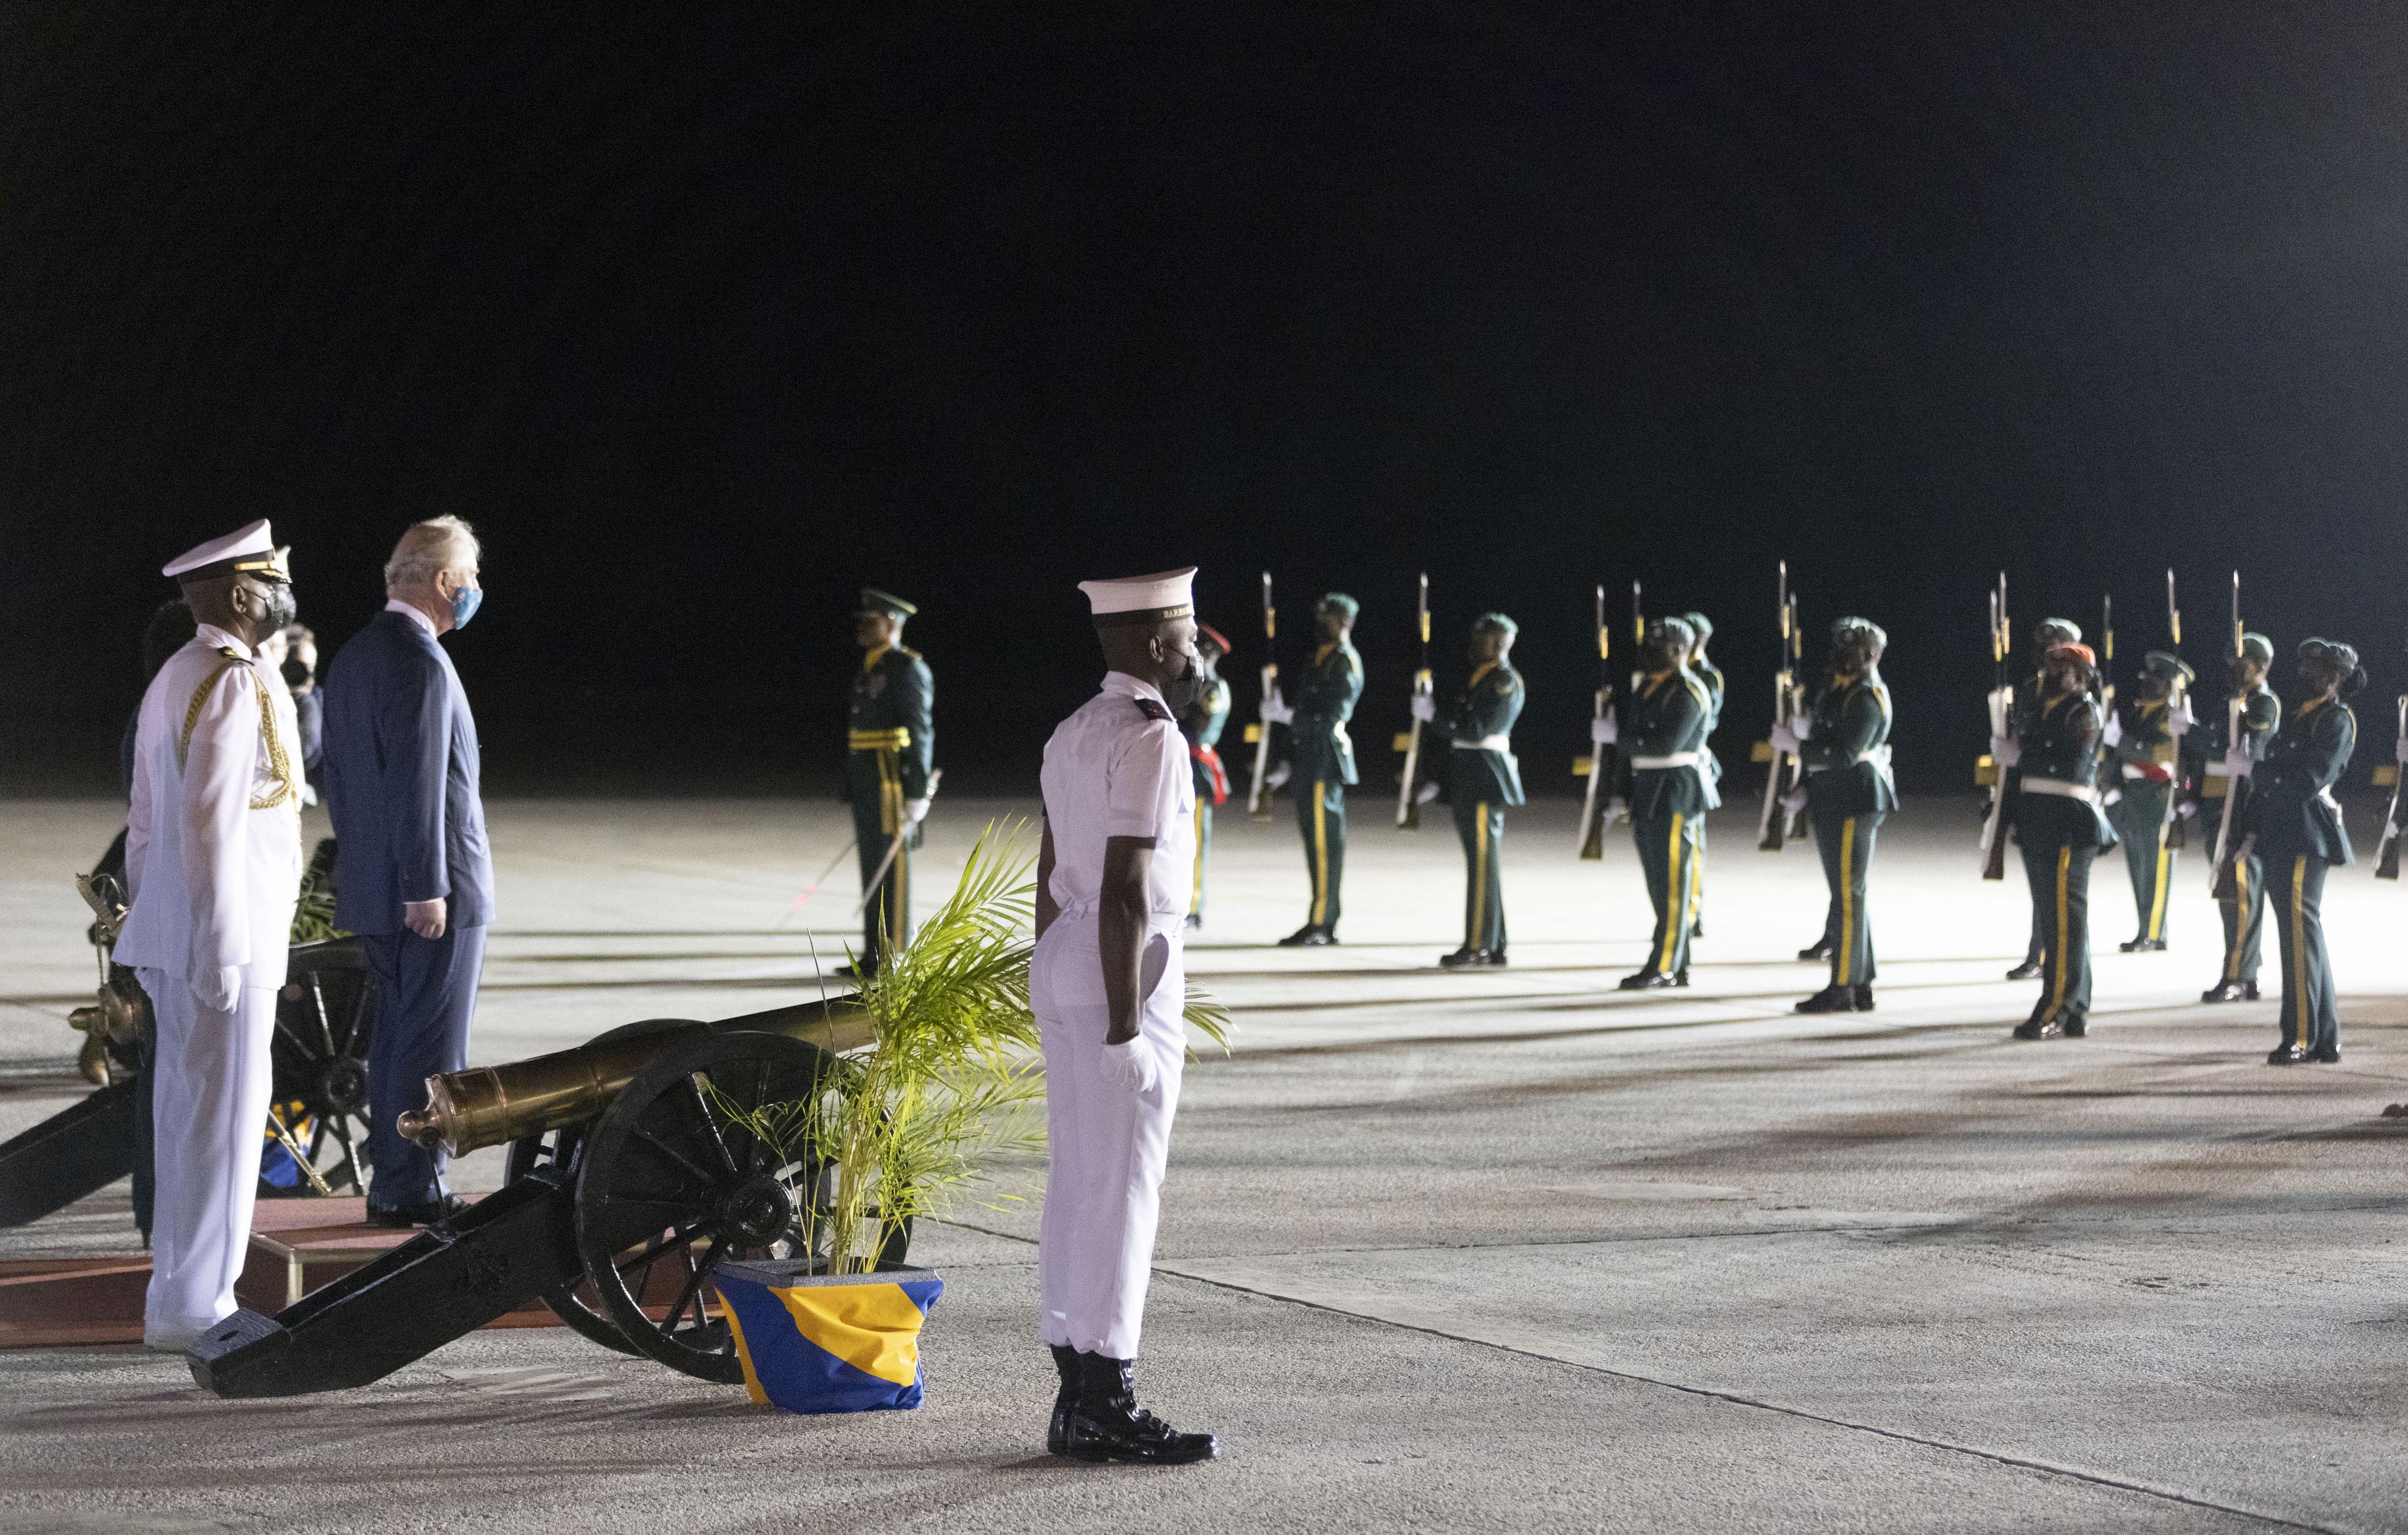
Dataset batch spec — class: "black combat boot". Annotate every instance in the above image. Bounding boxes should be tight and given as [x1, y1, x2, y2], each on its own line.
[1277, 924, 1336, 947]
[1793, 986, 1858, 1015]
[1063, 1353, 1220, 1465]
[1850, 985, 1874, 1012]
[1439, 946, 1488, 969]
[2266, 1043, 2309, 1065]
[1047, 1345, 1081, 1455]
[2201, 979, 2259, 1003]
[1618, 969, 1682, 991]
[2011, 1009, 2062, 1041]
[2004, 958, 2044, 981]
[2061, 1012, 2088, 1038]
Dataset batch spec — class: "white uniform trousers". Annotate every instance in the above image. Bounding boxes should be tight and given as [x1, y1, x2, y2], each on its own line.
[139, 969, 276, 1341]
[1032, 915, 1185, 1360]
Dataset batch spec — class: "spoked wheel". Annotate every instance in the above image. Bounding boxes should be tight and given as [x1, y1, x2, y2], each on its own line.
[504, 1017, 703, 1355]
[572, 1030, 840, 1383]
[266, 939, 381, 1196]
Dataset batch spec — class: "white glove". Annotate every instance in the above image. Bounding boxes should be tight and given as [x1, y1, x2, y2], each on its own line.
[2176, 798, 2198, 820]
[1098, 1036, 1158, 1094]
[2169, 696, 2195, 734]
[1591, 714, 1618, 745]
[2396, 735, 2408, 767]
[2225, 747, 2254, 778]
[1259, 689, 1294, 726]
[901, 797, 931, 827]
[1415, 780, 1441, 805]
[1768, 723, 1802, 755]
[1601, 798, 1628, 831]
[1265, 762, 1292, 792]
[1409, 693, 1437, 723]
[2102, 788, 2122, 808]
[190, 965, 240, 1013]
[1990, 737, 2021, 769]
[1780, 785, 1808, 817]
[2102, 712, 2124, 748]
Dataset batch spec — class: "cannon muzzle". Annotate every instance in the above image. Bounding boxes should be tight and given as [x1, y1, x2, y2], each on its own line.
[397, 996, 874, 1157]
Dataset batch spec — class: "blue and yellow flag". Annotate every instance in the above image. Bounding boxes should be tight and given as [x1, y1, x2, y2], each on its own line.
[716, 1262, 944, 1415]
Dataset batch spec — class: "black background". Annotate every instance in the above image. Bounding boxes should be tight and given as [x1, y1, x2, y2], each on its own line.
[7, 4, 2404, 797]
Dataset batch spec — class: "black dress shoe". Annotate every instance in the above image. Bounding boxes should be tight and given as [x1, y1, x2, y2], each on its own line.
[1277, 925, 1336, 948]
[367, 1193, 471, 1228]
[1184, 913, 1202, 931]
[2061, 1013, 2088, 1038]
[1439, 947, 1500, 969]
[1691, 920, 1705, 939]
[2266, 1044, 2310, 1066]
[1797, 939, 1834, 962]
[2200, 979, 2249, 1003]
[1618, 970, 1684, 991]
[1047, 1345, 1079, 1455]
[1851, 985, 1874, 1012]
[1062, 1353, 1219, 1465]
[1794, 986, 1859, 1015]
[2313, 1046, 2341, 1064]
[2118, 938, 2168, 953]
[2005, 959, 2044, 981]
[2012, 1016, 2062, 1041]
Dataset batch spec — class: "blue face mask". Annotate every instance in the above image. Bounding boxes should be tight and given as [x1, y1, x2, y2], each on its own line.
[450, 585, 482, 629]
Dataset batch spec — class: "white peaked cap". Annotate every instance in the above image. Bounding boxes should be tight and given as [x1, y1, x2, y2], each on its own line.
[163, 518, 280, 579]
[1078, 566, 1197, 623]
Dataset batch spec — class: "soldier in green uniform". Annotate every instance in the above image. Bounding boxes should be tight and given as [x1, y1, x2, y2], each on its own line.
[2248, 638, 2363, 1064]
[1608, 617, 1718, 990]
[2002, 618, 2084, 980]
[841, 588, 934, 979]
[1180, 624, 1234, 929]
[1682, 612, 1725, 941]
[2001, 641, 2115, 1039]
[1259, 593, 1363, 946]
[1411, 613, 1526, 968]
[2190, 633, 2281, 1001]
[2105, 650, 2195, 952]
[1774, 617, 1896, 1014]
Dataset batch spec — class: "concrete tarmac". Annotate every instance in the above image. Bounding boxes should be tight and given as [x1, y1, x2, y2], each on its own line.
[5, 793, 2407, 1533]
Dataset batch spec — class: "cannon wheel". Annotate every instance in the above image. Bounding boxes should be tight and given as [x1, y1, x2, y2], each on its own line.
[573, 1029, 840, 1383]
[265, 939, 380, 1197]
[503, 1017, 702, 1355]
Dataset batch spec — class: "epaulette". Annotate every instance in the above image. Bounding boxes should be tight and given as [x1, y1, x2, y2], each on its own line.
[1134, 698, 1172, 722]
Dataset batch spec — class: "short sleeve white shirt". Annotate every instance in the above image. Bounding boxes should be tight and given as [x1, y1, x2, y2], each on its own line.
[1039, 672, 1197, 924]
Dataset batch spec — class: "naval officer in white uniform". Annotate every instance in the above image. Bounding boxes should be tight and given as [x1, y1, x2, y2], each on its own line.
[115, 521, 304, 1350]
[1032, 566, 1220, 1465]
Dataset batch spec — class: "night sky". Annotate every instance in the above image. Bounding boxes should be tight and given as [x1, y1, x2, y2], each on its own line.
[8, 5, 2406, 795]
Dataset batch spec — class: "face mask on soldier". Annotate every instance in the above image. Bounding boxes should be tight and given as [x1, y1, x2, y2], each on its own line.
[256, 583, 298, 635]
[1161, 644, 1208, 713]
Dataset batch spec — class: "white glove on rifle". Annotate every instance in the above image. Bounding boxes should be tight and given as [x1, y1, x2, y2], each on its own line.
[190, 965, 241, 1014]
[1990, 736, 2021, 769]
[2176, 798, 2198, 820]
[2102, 712, 2124, 748]
[1601, 797, 1628, 832]
[1099, 1036, 1158, 1094]
[901, 797, 931, 827]
[1265, 763, 1292, 792]
[1259, 689, 1295, 726]
[1768, 723, 1802, 755]
[2169, 695, 2195, 734]
[1415, 780, 1441, 805]
[1780, 785, 1808, 817]
[2395, 735, 2408, 766]
[1591, 714, 1618, 745]
[2102, 787, 2123, 808]
[1409, 693, 1437, 723]
[2225, 746, 2254, 778]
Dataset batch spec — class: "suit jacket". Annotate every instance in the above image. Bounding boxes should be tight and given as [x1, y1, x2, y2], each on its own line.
[321, 609, 494, 935]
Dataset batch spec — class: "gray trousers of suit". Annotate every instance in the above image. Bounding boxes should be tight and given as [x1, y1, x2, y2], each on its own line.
[363, 924, 487, 1210]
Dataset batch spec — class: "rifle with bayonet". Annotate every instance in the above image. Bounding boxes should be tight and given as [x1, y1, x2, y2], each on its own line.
[1576, 583, 1614, 859]
[2162, 569, 2189, 851]
[1780, 590, 1807, 842]
[2379, 693, 2406, 881]
[1978, 572, 2013, 881]
[1397, 572, 1431, 829]
[1757, 562, 1803, 851]
[2208, 572, 2245, 889]
[1246, 572, 1277, 819]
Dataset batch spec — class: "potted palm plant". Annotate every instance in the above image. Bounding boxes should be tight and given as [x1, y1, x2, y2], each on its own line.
[712, 822, 1230, 1414]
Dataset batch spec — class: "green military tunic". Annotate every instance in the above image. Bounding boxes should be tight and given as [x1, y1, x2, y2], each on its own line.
[2185, 683, 2281, 987]
[2011, 690, 2115, 1029]
[2105, 697, 2181, 946]
[1799, 669, 1896, 991]
[2249, 694, 2357, 1056]
[1611, 667, 1718, 979]
[1289, 640, 1363, 933]
[1180, 673, 1232, 923]
[845, 644, 934, 964]
[1436, 659, 1526, 955]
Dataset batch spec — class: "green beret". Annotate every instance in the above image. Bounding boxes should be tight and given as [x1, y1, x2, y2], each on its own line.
[2035, 617, 2082, 645]
[1679, 610, 1713, 641]
[2238, 632, 2273, 664]
[2141, 649, 2195, 685]
[858, 587, 918, 619]
[1473, 612, 1518, 636]
[1832, 616, 1887, 651]
[1317, 592, 1360, 622]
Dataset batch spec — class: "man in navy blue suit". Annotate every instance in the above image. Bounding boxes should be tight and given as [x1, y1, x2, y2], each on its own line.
[321, 516, 494, 1227]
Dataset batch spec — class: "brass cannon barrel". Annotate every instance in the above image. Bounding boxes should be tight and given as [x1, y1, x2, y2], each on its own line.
[396, 997, 874, 1158]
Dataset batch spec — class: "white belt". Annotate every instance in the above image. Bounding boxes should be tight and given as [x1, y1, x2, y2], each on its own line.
[1451, 735, 1512, 751]
[1808, 744, 1892, 775]
[2119, 762, 2172, 780]
[1631, 751, 1701, 770]
[2020, 775, 2100, 804]
[2204, 762, 2233, 777]
[1047, 899, 1183, 929]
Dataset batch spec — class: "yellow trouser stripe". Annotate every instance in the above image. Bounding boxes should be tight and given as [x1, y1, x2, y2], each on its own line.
[1310, 782, 1330, 926]
[1471, 804, 1490, 943]
[2147, 826, 2171, 941]
[2224, 861, 2249, 981]
[2291, 854, 2309, 1049]
[1191, 800, 1206, 912]
[1835, 818, 1857, 986]
[2047, 846, 2071, 1015]
[1658, 814, 1686, 973]
[890, 829, 909, 950]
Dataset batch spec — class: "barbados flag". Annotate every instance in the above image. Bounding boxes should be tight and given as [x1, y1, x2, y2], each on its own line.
[715, 1261, 944, 1414]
